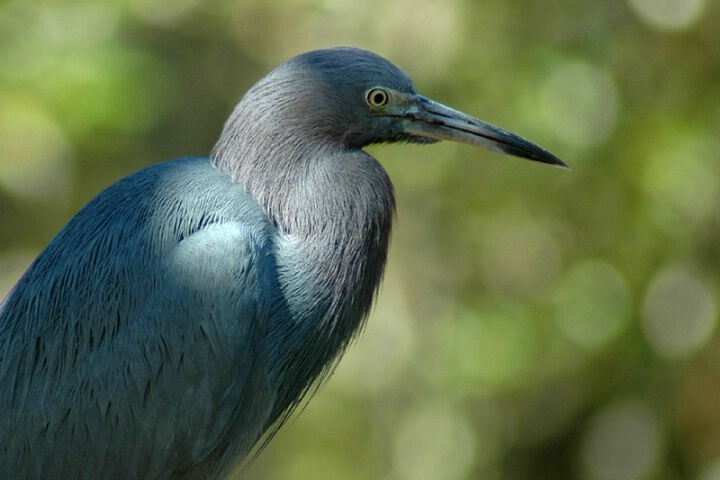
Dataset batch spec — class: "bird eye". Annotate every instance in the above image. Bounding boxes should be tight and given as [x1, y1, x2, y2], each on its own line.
[366, 88, 389, 108]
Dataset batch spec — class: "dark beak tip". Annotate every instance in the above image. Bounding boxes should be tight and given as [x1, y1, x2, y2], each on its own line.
[547, 156, 571, 170]
[505, 145, 569, 170]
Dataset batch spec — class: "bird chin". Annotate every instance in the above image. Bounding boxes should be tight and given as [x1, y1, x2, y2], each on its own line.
[406, 135, 440, 145]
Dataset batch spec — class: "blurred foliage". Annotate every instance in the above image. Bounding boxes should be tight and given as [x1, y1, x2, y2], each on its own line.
[1, 0, 720, 479]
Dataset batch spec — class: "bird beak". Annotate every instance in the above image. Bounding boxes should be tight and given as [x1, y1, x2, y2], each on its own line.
[400, 95, 568, 168]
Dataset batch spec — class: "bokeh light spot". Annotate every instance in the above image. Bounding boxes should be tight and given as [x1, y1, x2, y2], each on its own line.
[700, 456, 720, 480]
[628, 0, 706, 31]
[641, 266, 717, 359]
[582, 399, 662, 480]
[539, 61, 619, 149]
[641, 131, 720, 232]
[0, 1, 120, 82]
[554, 261, 631, 349]
[452, 305, 539, 387]
[393, 403, 477, 480]
[480, 216, 561, 299]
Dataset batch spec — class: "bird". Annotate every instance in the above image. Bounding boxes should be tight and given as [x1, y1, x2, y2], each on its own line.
[0, 47, 566, 479]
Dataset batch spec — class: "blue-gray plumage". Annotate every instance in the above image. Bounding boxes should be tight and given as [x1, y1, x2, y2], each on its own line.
[0, 47, 565, 479]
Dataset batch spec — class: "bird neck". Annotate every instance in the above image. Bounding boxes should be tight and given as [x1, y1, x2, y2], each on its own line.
[213, 127, 396, 315]
[212, 140, 395, 423]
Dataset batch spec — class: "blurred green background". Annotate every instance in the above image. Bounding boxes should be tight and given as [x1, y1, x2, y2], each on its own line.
[1, 0, 719, 478]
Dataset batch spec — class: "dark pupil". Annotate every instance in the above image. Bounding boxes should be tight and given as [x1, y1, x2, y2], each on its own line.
[372, 92, 384, 105]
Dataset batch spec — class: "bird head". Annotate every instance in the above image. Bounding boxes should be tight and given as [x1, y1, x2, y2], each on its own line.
[213, 47, 566, 172]
[256, 47, 565, 167]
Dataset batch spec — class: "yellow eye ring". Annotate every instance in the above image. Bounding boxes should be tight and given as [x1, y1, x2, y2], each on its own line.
[366, 88, 389, 108]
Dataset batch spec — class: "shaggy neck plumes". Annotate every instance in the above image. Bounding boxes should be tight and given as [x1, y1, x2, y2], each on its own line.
[210, 78, 396, 433]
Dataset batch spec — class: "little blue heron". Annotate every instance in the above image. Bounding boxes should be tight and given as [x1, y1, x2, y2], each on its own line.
[0, 47, 565, 479]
